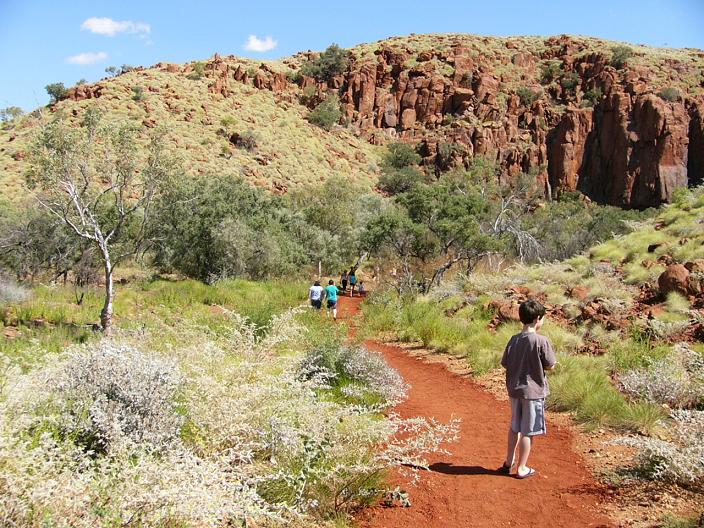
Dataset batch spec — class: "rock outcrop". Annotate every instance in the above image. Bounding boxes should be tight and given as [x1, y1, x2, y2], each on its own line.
[167, 36, 704, 208]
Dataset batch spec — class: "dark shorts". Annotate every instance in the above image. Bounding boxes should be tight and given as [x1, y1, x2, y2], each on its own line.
[311, 299, 322, 309]
[342, 280, 348, 290]
[327, 299, 337, 308]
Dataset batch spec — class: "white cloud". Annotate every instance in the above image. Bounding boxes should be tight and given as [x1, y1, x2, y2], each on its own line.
[81, 17, 150, 37]
[66, 51, 109, 65]
[244, 35, 277, 52]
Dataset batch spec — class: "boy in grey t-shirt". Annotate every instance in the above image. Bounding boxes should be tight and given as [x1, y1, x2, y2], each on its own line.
[499, 300, 557, 479]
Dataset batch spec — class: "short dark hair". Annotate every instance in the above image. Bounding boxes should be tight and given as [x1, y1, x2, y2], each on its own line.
[519, 300, 546, 324]
[314, 281, 320, 286]
[328, 279, 334, 285]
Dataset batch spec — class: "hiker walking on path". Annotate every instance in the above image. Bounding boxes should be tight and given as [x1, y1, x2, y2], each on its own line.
[500, 299, 557, 479]
[349, 268, 357, 297]
[340, 270, 349, 292]
[324, 279, 339, 321]
[309, 280, 324, 310]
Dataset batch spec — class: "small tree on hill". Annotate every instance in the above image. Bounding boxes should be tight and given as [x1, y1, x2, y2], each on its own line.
[384, 142, 421, 169]
[26, 109, 172, 333]
[307, 94, 342, 130]
[0, 106, 23, 122]
[45, 83, 68, 105]
[300, 44, 351, 81]
[611, 46, 634, 69]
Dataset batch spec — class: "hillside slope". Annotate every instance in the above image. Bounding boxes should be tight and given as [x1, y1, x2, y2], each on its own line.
[0, 58, 382, 201]
[2, 33, 703, 206]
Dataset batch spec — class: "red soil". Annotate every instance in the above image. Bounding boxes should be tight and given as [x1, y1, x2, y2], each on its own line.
[337, 296, 615, 528]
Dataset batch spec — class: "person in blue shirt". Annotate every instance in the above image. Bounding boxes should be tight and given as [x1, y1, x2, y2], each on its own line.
[324, 279, 339, 321]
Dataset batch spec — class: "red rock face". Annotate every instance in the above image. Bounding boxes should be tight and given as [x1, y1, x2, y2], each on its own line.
[574, 92, 692, 208]
[199, 40, 702, 208]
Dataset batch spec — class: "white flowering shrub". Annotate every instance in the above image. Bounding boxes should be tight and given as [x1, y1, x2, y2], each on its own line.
[298, 343, 408, 407]
[617, 410, 704, 485]
[619, 343, 704, 408]
[0, 307, 459, 526]
[0, 275, 30, 304]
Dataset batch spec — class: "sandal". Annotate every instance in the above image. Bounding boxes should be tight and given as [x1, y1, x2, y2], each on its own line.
[515, 468, 536, 479]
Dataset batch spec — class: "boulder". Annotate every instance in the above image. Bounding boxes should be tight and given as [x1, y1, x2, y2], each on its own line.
[658, 264, 690, 296]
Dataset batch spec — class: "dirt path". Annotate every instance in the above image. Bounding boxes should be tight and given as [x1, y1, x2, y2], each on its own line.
[337, 295, 614, 528]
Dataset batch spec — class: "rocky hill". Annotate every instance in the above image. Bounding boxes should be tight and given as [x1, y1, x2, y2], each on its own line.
[2, 33, 703, 207]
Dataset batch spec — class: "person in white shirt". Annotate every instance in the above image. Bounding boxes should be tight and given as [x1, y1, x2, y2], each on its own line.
[309, 281, 324, 310]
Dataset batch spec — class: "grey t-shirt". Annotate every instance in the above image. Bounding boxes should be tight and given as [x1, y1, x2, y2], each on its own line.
[501, 332, 557, 399]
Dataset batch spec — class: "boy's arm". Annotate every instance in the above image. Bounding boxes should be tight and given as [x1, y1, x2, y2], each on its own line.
[541, 338, 558, 370]
[500, 339, 512, 369]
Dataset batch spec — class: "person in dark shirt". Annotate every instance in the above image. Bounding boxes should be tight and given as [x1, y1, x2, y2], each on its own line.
[499, 299, 557, 479]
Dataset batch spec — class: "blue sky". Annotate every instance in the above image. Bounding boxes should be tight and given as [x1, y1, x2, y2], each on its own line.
[1, 0, 703, 111]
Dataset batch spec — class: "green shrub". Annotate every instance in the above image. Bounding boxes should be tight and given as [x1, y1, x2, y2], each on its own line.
[515, 87, 539, 107]
[378, 166, 424, 194]
[658, 87, 680, 102]
[131, 86, 144, 101]
[540, 60, 562, 83]
[300, 44, 350, 81]
[559, 72, 580, 92]
[583, 87, 603, 106]
[383, 142, 421, 169]
[186, 61, 205, 80]
[611, 45, 634, 69]
[307, 94, 341, 130]
[45, 82, 68, 104]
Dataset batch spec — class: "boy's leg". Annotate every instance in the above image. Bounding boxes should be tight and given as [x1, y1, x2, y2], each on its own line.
[505, 398, 521, 469]
[516, 398, 545, 477]
[516, 435, 533, 476]
[505, 428, 520, 468]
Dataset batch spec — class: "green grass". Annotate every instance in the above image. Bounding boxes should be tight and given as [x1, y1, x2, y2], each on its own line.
[1, 277, 308, 367]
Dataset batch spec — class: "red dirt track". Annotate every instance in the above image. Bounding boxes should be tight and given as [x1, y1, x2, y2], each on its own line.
[337, 295, 614, 528]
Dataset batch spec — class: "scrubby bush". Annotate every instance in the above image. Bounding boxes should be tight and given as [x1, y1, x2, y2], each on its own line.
[131, 85, 144, 101]
[45, 82, 67, 104]
[378, 166, 424, 194]
[186, 61, 205, 80]
[384, 142, 422, 169]
[611, 45, 635, 69]
[307, 94, 341, 130]
[299, 44, 350, 81]
[618, 343, 704, 408]
[232, 129, 258, 151]
[516, 87, 539, 107]
[0, 275, 30, 304]
[559, 72, 580, 93]
[540, 60, 562, 83]
[617, 410, 704, 485]
[583, 87, 603, 106]
[0, 311, 459, 525]
[45, 342, 183, 453]
[299, 343, 407, 407]
[658, 87, 680, 102]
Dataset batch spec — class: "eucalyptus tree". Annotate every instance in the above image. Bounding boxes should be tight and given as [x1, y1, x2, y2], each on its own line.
[27, 109, 172, 333]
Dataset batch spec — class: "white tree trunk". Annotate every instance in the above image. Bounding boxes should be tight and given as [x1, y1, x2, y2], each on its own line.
[100, 257, 114, 334]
